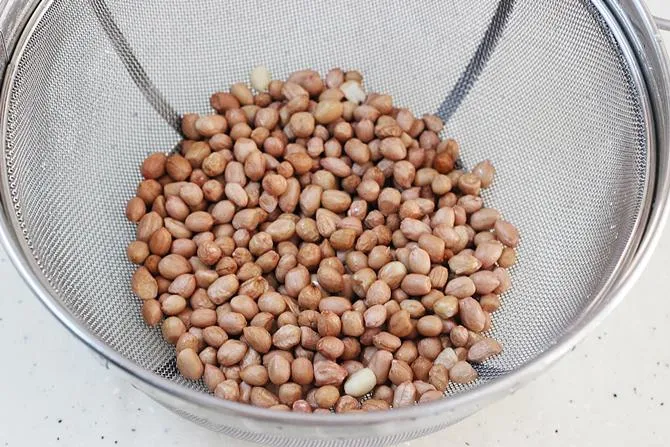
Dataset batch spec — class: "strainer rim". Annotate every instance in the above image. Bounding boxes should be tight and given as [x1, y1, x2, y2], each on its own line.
[0, 0, 668, 430]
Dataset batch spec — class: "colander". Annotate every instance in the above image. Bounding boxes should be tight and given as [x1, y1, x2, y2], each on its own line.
[1, 0, 669, 445]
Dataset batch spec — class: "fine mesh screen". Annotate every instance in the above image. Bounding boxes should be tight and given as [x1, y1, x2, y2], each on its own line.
[0, 0, 650, 442]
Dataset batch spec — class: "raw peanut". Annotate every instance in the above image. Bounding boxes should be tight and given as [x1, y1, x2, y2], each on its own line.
[458, 195, 483, 214]
[475, 240, 504, 269]
[132, 267, 158, 300]
[218, 311, 246, 335]
[433, 151, 454, 174]
[318, 297, 352, 315]
[240, 364, 269, 386]
[470, 270, 501, 295]
[377, 188, 401, 215]
[343, 367, 376, 397]
[395, 340, 419, 364]
[399, 300, 426, 319]
[467, 338, 502, 363]
[317, 311, 342, 337]
[298, 327, 320, 351]
[494, 220, 520, 248]
[238, 382, 252, 404]
[317, 336, 345, 360]
[472, 160, 495, 188]
[414, 380, 437, 396]
[408, 247, 431, 274]
[433, 295, 459, 319]
[457, 173, 481, 195]
[314, 100, 344, 124]
[411, 356, 433, 381]
[365, 280, 391, 306]
[434, 347, 459, 369]
[428, 265, 449, 289]
[450, 325, 470, 347]
[498, 247, 517, 268]
[137, 211, 163, 242]
[372, 385, 394, 405]
[400, 218, 431, 241]
[161, 294, 187, 316]
[250, 65, 271, 92]
[177, 348, 204, 380]
[480, 294, 501, 313]
[420, 390, 444, 403]
[267, 355, 291, 385]
[217, 340, 248, 366]
[203, 326, 228, 348]
[203, 364, 226, 392]
[292, 357, 314, 385]
[137, 179, 162, 205]
[449, 360, 478, 384]
[278, 383, 303, 406]
[368, 350, 393, 385]
[341, 338, 362, 361]
[142, 300, 162, 326]
[393, 381, 417, 408]
[368, 246, 392, 270]
[401, 274, 431, 296]
[273, 324, 301, 350]
[363, 305, 387, 328]
[243, 326, 272, 353]
[459, 297, 486, 332]
[341, 310, 365, 337]
[334, 395, 361, 413]
[292, 400, 313, 413]
[191, 309, 216, 328]
[214, 379, 240, 402]
[258, 291, 287, 315]
[168, 273, 196, 298]
[313, 360, 348, 386]
[416, 315, 443, 337]
[316, 266, 343, 293]
[250, 387, 279, 408]
[388, 359, 414, 385]
[207, 274, 239, 304]
[284, 265, 310, 297]
[313, 385, 339, 409]
[444, 277, 476, 298]
[448, 252, 482, 275]
[470, 208, 501, 231]
[417, 338, 442, 361]
[493, 267, 511, 294]
[126, 197, 146, 223]
[428, 364, 449, 391]
[378, 261, 407, 289]
[388, 310, 413, 338]
[158, 254, 191, 280]
[372, 331, 401, 352]
[362, 399, 390, 412]
[322, 190, 353, 214]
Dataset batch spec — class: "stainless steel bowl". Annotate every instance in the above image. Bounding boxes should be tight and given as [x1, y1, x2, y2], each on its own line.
[0, 1, 669, 445]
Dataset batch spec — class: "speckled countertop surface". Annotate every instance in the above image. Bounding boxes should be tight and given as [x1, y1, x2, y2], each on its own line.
[2, 2, 670, 446]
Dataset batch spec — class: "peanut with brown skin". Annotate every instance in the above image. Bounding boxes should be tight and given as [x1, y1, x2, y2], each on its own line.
[125, 68, 517, 413]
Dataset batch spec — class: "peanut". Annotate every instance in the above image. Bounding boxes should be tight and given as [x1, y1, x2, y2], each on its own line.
[125, 68, 516, 413]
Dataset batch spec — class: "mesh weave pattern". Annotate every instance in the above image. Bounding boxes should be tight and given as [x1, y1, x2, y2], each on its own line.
[0, 0, 649, 444]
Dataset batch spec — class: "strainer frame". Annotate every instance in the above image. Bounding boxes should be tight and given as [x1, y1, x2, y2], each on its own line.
[0, 0, 669, 443]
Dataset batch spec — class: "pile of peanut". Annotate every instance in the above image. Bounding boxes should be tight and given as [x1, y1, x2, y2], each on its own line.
[125, 67, 519, 413]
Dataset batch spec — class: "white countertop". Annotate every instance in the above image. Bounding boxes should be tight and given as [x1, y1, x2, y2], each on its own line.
[2, 2, 670, 446]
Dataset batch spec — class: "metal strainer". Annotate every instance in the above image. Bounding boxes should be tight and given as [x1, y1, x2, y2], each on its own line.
[1, 0, 669, 445]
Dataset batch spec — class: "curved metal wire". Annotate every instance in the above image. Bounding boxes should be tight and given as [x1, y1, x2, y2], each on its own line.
[655, 15, 670, 31]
